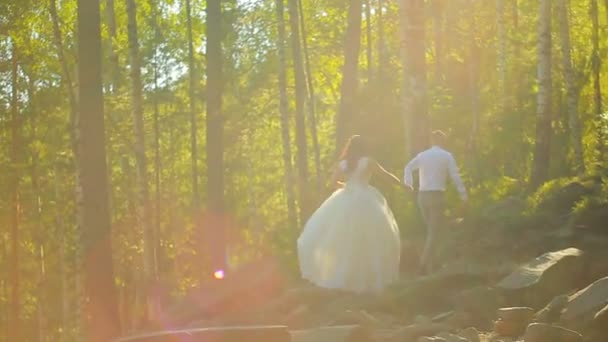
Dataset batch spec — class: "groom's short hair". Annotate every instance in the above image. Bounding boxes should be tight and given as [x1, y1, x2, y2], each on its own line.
[431, 130, 447, 145]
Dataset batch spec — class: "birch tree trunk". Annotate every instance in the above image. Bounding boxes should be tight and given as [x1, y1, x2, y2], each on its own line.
[288, 0, 310, 219]
[335, 0, 362, 151]
[276, 0, 298, 229]
[297, 0, 322, 191]
[529, 0, 553, 190]
[126, 0, 156, 320]
[8, 39, 21, 342]
[557, 0, 584, 173]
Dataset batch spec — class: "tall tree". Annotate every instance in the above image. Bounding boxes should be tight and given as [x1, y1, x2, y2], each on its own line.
[8, 39, 21, 342]
[335, 0, 363, 150]
[591, 0, 603, 155]
[77, 0, 121, 339]
[276, 0, 298, 229]
[400, 0, 430, 157]
[126, 0, 156, 319]
[496, 0, 506, 109]
[186, 0, 200, 210]
[287, 0, 310, 218]
[557, 0, 584, 173]
[297, 0, 321, 191]
[105, 0, 121, 92]
[530, 0, 553, 190]
[206, 0, 225, 269]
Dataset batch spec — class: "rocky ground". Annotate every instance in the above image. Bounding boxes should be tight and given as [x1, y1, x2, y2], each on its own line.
[118, 184, 608, 342]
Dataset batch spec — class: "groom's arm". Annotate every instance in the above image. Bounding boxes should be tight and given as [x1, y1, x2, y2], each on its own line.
[403, 155, 420, 190]
[447, 153, 467, 201]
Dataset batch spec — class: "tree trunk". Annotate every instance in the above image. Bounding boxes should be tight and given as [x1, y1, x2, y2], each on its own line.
[106, 0, 121, 92]
[335, 0, 362, 152]
[557, 0, 584, 173]
[206, 0, 225, 270]
[126, 0, 156, 320]
[151, 0, 162, 278]
[288, 0, 310, 219]
[77, 0, 121, 339]
[377, 0, 387, 79]
[8, 39, 21, 342]
[591, 0, 603, 155]
[400, 0, 430, 158]
[297, 0, 322, 192]
[364, 0, 373, 81]
[432, 0, 444, 82]
[54, 163, 70, 337]
[50, 2, 83, 334]
[186, 0, 201, 210]
[496, 0, 506, 108]
[276, 0, 298, 229]
[467, 2, 481, 184]
[529, 0, 552, 190]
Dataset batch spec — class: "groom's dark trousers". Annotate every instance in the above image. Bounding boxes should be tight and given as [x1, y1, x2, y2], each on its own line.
[417, 190, 445, 273]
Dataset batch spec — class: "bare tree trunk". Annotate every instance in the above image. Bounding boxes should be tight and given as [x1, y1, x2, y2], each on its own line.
[206, 0, 226, 270]
[364, 0, 373, 81]
[496, 0, 506, 109]
[400, 0, 430, 158]
[150, 0, 162, 279]
[297, 0, 321, 192]
[529, 0, 552, 190]
[335, 0, 363, 151]
[126, 0, 156, 321]
[377, 0, 387, 79]
[50, 2, 83, 335]
[557, 0, 584, 173]
[591, 0, 604, 155]
[54, 163, 69, 337]
[106, 0, 121, 92]
[8, 39, 21, 342]
[276, 0, 298, 229]
[432, 0, 444, 82]
[186, 0, 200, 210]
[77, 0, 121, 339]
[25, 71, 48, 342]
[288, 0, 310, 219]
[467, 2, 481, 184]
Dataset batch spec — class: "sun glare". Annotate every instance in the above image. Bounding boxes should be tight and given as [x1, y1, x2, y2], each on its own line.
[213, 270, 225, 280]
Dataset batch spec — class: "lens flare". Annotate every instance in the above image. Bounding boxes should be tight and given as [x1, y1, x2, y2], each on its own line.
[213, 269, 225, 280]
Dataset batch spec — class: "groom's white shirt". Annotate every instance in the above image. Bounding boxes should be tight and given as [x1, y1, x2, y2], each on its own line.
[403, 145, 467, 201]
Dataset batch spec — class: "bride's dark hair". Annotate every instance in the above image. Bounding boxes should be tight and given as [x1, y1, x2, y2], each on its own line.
[339, 135, 369, 173]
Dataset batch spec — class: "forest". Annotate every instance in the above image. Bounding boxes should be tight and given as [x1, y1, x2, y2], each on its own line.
[1, 0, 607, 341]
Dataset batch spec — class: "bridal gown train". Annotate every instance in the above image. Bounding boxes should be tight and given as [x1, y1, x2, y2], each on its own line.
[297, 157, 401, 293]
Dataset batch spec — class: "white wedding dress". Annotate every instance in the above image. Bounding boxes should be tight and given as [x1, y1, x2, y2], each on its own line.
[297, 157, 401, 293]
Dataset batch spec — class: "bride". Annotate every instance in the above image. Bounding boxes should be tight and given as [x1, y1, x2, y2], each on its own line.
[297, 135, 402, 293]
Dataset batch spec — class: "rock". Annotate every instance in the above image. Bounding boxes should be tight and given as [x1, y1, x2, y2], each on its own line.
[436, 331, 470, 341]
[417, 337, 448, 342]
[496, 307, 535, 323]
[290, 325, 371, 342]
[451, 286, 502, 327]
[389, 323, 453, 342]
[533, 294, 569, 323]
[458, 327, 480, 342]
[493, 319, 526, 337]
[497, 248, 584, 308]
[561, 276, 608, 325]
[523, 322, 582, 342]
[113, 325, 291, 342]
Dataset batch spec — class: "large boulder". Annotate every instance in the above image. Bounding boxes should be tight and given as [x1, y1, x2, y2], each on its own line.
[560, 276, 608, 332]
[523, 323, 582, 342]
[497, 248, 584, 308]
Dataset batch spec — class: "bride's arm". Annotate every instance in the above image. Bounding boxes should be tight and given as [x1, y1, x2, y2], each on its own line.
[330, 162, 345, 187]
[371, 159, 401, 186]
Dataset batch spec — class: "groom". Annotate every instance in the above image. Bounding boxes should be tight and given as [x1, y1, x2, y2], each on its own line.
[403, 130, 468, 275]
